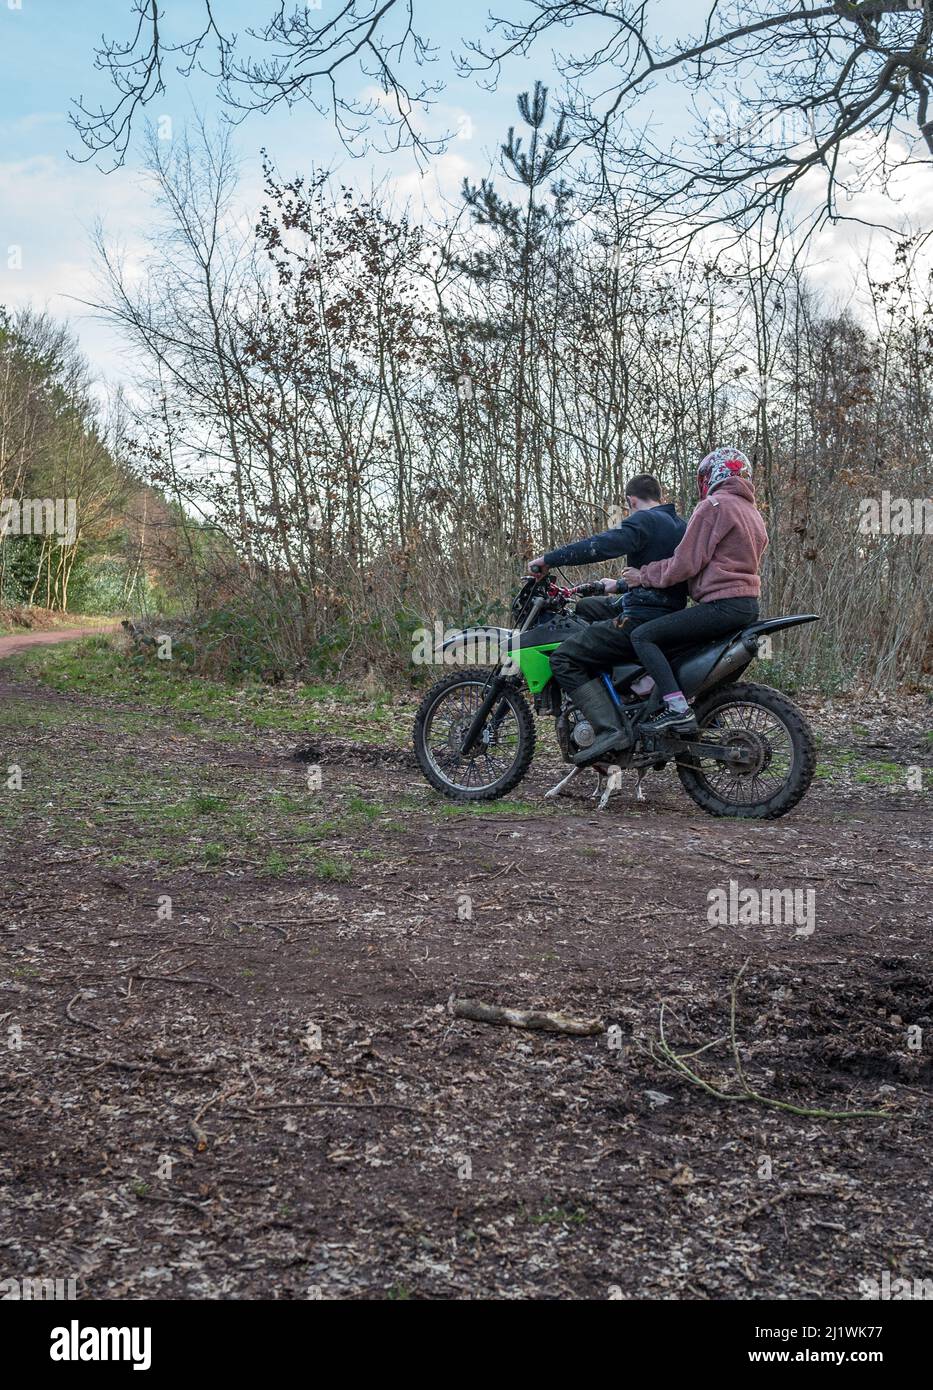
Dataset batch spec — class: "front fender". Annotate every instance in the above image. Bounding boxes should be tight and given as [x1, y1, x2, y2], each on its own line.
[440, 626, 516, 664]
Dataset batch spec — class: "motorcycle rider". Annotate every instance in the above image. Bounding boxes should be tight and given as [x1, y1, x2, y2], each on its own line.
[622, 447, 767, 734]
[527, 475, 687, 763]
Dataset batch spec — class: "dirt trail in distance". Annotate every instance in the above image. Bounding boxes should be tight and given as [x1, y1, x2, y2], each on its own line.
[0, 624, 117, 659]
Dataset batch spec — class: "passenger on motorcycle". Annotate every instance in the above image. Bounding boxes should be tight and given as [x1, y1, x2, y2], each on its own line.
[621, 447, 768, 735]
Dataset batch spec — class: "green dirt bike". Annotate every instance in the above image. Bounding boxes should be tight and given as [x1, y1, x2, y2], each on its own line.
[413, 574, 819, 818]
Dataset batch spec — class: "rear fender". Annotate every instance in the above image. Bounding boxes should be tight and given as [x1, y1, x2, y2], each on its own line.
[679, 613, 820, 698]
[743, 614, 819, 639]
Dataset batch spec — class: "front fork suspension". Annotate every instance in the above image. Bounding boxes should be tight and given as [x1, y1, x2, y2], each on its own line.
[459, 672, 509, 757]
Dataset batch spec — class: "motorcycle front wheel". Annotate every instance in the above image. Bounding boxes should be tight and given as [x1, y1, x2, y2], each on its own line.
[413, 668, 536, 801]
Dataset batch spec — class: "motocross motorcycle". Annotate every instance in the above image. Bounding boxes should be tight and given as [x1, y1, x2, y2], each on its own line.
[413, 575, 819, 818]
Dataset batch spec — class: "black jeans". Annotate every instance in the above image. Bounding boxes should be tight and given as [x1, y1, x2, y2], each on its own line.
[574, 595, 621, 624]
[629, 598, 759, 697]
[550, 612, 654, 694]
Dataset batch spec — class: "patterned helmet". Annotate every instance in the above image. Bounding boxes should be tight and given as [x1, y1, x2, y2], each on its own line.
[697, 446, 753, 499]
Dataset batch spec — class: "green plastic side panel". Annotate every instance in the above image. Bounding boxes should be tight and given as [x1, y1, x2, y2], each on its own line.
[517, 643, 558, 694]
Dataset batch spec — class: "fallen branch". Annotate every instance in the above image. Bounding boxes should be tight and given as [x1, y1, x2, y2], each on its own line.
[65, 990, 103, 1033]
[728, 1185, 846, 1229]
[64, 1049, 217, 1077]
[192, 1085, 243, 1150]
[465, 860, 519, 883]
[448, 995, 604, 1036]
[644, 959, 889, 1121]
[135, 1191, 211, 1212]
[227, 1098, 426, 1116]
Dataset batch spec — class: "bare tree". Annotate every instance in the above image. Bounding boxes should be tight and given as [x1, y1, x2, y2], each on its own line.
[461, 1, 933, 248]
[72, 0, 445, 169]
[77, 3, 933, 246]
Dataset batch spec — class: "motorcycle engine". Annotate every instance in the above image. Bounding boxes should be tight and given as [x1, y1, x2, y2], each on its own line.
[572, 719, 595, 749]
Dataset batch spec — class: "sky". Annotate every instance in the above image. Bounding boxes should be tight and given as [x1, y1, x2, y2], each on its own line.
[0, 0, 528, 383]
[3, 1, 933, 392]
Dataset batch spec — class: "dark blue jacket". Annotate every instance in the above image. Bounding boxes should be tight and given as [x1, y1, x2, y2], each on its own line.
[543, 503, 688, 616]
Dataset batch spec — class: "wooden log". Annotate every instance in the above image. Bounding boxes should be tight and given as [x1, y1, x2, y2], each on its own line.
[447, 995, 604, 1036]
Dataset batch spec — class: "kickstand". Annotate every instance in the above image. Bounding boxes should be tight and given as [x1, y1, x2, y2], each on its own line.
[544, 765, 581, 799]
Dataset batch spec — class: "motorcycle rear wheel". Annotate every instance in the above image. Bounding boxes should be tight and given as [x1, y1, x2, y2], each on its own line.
[676, 681, 816, 819]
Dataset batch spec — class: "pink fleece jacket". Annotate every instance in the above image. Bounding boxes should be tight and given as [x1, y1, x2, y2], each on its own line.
[634, 479, 768, 602]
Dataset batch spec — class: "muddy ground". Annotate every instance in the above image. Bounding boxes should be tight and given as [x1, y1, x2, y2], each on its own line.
[0, 661, 931, 1300]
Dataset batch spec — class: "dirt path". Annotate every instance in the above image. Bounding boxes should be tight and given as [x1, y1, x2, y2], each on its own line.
[0, 671, 930, 1300]
[0, 624, 117, 659]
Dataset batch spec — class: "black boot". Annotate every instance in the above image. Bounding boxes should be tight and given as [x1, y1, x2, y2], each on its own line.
[569, 678, 630, 765]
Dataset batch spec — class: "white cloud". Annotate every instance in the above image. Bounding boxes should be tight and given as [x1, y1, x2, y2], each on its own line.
[389, 149, 479, 220]
[0, 153, 152, 381]
[788, 132, 933, 305]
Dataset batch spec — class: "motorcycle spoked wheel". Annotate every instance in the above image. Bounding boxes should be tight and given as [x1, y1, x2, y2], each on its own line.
[675, 681, 816, 819]
[413, 668, 536, 801]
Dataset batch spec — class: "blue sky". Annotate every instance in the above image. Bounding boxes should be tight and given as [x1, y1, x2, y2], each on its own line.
[0, 2, 926, 388]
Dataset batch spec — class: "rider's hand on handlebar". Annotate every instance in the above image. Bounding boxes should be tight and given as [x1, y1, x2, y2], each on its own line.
[600, 577, 619, 594]
[527, 556, 549, 577]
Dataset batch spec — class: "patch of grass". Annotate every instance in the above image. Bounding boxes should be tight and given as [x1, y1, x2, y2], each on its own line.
[814, 750, 915, 788]
[261, 850, 288, 877]
[5, 637, 410, 745]
[853, 760, 905, 786]
[0, 675, 558, 887]
[527, 1206, 588, 1227]
[270, 793, 315, 816]
[312, 855, 352, 882]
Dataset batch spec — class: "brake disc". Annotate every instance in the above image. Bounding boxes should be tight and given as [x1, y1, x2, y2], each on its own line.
[723, 728, 772, 776]
[448, 718, 492, 757]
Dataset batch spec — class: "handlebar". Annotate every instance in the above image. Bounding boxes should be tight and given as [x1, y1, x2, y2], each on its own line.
[568, 579, 629, 598]
[512, 571, 628, 626]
